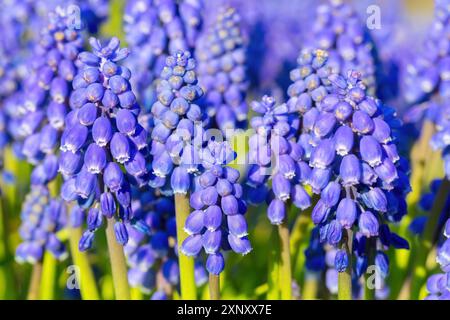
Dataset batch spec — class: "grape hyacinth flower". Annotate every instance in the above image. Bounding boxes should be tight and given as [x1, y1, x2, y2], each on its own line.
[59, 36, 150, 251]
[431, 104, 450, 178]
[149, 50, 204, 194]
[401, 1, 450, 171]
[149, 49, 206, 300]
[247, 95, 311, 224]
[425, 217, 450, 300]
[303, 69, 410, 297]
[124, 0, 203, 110]
[181, 140, 250, 298]
[402, 0, 450, 105]
[14, 8, 84, 188]
[287, 49, 331, 117]
[125, 188, 207, 297]
[16, 186, 67, 264]
[306, 0, 378, 94]
[196, 7, 249, 132]
[246, 94, 311, 300]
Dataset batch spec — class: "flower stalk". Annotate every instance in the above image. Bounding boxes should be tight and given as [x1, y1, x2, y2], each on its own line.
[209, 274, 220, 300]
[278, 221, 292, 300]
[40, 251, 57, 300]
[175, 193, 197, 300]
[105, 217, 131, 300]
[68, 226, 100, 300]
[338, 229, 353, 300]
[27, 262, 43, 300]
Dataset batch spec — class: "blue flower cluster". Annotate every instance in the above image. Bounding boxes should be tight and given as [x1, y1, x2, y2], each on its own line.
[16, 186, 67, 264]
[425, 217, 450, 300]
[431, 104, 450, 178]
[196, 7, 248, 132]
[307, 0, 377, 94]
[125, 187, 207, 297]
[181, 141, 251, 275]
[149, 50, 205, 194]
[304, 69, 410, 274]
[402, 0, 450, 105]
[287, 49, 331, 115]
[59, 37, 150, 249]
[124, 0, 203, 110]
[246, 95, 311, 224]
[10, 9, 84, 189]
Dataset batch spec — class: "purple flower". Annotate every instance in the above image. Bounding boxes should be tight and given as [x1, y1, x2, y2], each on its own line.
[58, 37, 149, 248]
[196, 7, 248, 132]
[181, 141, 250, 274]
[246, 95, 311, 224]
[150, 51, 205, 194]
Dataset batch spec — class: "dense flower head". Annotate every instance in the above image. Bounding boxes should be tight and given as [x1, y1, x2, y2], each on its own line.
[287, 49, 332, 114]
[246, 95, 311, 224]
[124, 187, 207, 295]
[59, 37, 150, 249]
[400, 0, 450, 179]
[196, 6, 248, 132]
[304, 69, 410, 274]
[181, 140, 250, 275]
[247, 96, 311, 224]
[402, 0, 450, 105]
[124, 0, 203, 110]
[425, 216, 450, 300]
[306, 0, 377, 94]
[10, 7, 85, 190]
[149, 50, 205, 194]
[16, 186, 67, 264]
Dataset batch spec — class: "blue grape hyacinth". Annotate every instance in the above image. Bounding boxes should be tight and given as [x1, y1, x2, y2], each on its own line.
[149, 50, 205, 194]
[16, 186, 68, 264]
[304, 69, 410, 275]
[425, 216, 450, 300]
[307, 0, 377, 94]
[13, 8, 84, 187]
[125, 187, 207, 296]
[59, 37, 150, 250]
[181, 140, 251, 275]
[124, 0, 203, 111]
[196, 7, 248, 133]
[287, 49, 332, 115]
[246, 95, 311, 224]
[402, 0, 450, 105]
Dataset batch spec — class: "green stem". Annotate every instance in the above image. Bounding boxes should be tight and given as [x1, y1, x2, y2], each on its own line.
[267, 228, 280, 299]
[209, 274, 220, 300]
[105, 218, 131, 300]
[27, 262, 43, 300]
[40, 251, 57, 299]
[278, 221, 292, 300]
[302, 272, 319, 300]
[410, 179, 450, 299]
[175, 193, 197, 300]
[338, 229, 353, 300]
[69, 226, 100, 300]
[131, 287, 143, 300]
